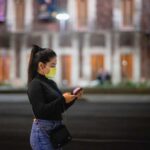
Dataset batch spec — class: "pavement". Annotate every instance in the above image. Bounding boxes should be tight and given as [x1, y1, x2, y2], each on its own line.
[0, 93, 150, 103]
[0, 94, 150, 150]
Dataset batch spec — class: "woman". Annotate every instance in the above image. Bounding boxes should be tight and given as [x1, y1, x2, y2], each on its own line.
[27, 45, 83, 150]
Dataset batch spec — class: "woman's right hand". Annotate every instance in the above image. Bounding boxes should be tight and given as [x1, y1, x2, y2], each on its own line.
[63, 92, 77, 103]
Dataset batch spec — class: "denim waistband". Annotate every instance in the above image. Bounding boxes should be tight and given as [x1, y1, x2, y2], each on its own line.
[33, 119, 63, 131]
[33, 118, 62, 125]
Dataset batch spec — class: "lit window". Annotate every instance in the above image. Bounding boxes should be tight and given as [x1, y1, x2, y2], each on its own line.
[77, 0, 88, 27]
[122, 0, 134, 26]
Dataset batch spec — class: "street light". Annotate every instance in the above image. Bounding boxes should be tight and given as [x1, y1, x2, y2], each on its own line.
[56, 12, 70, 32]
[56, 13, 70, 21]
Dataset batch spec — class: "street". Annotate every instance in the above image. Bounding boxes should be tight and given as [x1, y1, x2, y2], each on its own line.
[0, 94, 150, 150]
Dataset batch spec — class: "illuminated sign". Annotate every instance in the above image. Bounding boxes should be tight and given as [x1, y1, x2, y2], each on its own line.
[0, 0, 6, 22]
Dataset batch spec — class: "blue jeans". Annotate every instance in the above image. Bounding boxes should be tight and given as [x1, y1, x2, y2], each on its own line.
[30, 119, 63, 150]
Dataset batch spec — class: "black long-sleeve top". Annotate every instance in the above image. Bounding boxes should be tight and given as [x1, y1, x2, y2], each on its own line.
[27, 73, 75, 120]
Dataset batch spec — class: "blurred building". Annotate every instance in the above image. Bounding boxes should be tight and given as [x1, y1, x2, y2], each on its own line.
[0, 0, 150, 87]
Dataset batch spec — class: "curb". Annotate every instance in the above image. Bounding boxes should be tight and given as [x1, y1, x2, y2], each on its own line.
[0, 88, 150, 94]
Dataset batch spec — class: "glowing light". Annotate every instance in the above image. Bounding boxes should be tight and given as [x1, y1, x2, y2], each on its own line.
[56, 13, 70, 20]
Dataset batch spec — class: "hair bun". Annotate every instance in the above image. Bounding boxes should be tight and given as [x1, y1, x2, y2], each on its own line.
[32, 44, 44, 55]
[33, 44, 41, 51]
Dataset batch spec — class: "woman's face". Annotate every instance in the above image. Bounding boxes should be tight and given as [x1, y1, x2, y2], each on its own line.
[38, 57, 57, 75]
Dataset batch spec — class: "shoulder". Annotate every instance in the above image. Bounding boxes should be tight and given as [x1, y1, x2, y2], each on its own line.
[28, 78, 42, 89]
[29, 78, 41, 85]
[27, 78, 45, 96]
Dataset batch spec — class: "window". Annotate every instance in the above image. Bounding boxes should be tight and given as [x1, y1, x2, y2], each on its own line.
[90, 34, 105, 47]
[36, 0, 58, 22]
[96, 0, 113, 29]
[77, 0, 88, 27]
[119, 32, 134, 47]
[36, 0, 68, 22]
[141, 0, 150, 31]
[15, 0, 25, 30]
[34, 0, 68, 31]
[122, 0, 134, 26]
[0, 35, 10, 48]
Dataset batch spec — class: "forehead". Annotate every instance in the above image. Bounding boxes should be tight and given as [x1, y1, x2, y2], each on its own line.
[47, 57, 57, 65]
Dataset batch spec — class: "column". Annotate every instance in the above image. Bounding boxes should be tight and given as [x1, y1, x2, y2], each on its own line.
[52, 33, 62, 86]
[113, 0, 122, 30]
[9, 34, 16, 83]
[87, 0, 96, 31]
[82, 33, 91, 81]
[133, 33, 141, 82]
[112, 32, 121, 84]
[24, 0, 33, 31]
[67, 0, 77, 30]
[105, 32, 112, 72]
[42, 33, 49, 47]
[71, 34, 80, 86]
[20, 35, 28, 86]
[134, 0, 142, 31]
[6, 0, 16, 31]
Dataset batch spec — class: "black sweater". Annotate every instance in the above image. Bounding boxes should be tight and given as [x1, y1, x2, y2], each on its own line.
[27, 73, 75, 120]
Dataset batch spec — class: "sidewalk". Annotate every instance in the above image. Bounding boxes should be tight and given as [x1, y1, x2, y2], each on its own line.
[0, 86, 150, 94]
[0, 93, 150, 103]
[84, 94, 150, 103]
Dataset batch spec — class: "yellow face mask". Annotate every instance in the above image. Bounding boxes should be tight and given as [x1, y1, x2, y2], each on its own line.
[45, 67, 57, 79]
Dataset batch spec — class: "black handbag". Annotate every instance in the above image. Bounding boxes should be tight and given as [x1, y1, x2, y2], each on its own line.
[50, 124, 72, 149]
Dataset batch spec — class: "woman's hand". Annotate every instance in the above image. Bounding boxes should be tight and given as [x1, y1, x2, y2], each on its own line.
[63, 92, 77, 103]
[75, 90, 83, 100]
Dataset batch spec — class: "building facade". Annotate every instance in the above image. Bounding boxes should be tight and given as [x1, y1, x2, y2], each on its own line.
[0, 0, 149, 87]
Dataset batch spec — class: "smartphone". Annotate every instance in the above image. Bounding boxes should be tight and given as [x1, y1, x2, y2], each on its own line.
[72, 87, 83, 95]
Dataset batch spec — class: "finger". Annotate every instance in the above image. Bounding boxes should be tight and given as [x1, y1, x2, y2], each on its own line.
[77, 92, 82, 97]
[72, 95, 77, 99]
[79, 94, 82, 97]
[79, 91, 83, 95]
[78, 94, 82, 98]
[73, 95, 77, 98]
[69, 94, 75, 97]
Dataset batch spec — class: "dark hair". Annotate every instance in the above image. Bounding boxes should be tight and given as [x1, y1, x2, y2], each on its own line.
[27, 45, 56, 85]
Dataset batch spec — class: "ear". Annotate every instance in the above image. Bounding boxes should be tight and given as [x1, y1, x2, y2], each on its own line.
[38, 62, 45, 70]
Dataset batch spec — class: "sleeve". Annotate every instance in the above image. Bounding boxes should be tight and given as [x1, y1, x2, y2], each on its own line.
[64, 99, 76, 110]
[27, 80, 66, 117]
[51, 81, 76, 111]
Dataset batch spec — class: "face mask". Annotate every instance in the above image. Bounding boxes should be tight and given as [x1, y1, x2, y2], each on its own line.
[45, 67, 57, 79]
